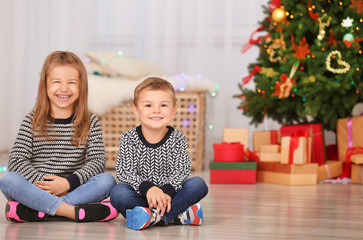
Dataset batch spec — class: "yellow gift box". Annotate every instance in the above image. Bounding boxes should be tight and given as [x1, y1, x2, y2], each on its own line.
[281, 136, 311, 164]
[252, 130, 281, 153]
[257, 162, 318, 185]
[223, 128, 249, 150]
[317, 161, 343, 182]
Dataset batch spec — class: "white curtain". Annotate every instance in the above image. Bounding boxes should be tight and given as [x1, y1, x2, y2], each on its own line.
[2, 0, 297, 164]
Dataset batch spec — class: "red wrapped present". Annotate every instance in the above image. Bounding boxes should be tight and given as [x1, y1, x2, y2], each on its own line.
[210, 161, 257, 184]
[213, 142, 244, 162]
[281, 124, 326, 165]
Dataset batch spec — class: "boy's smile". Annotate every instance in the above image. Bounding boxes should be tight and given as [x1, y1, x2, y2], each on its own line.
[133, 89, 176, 133]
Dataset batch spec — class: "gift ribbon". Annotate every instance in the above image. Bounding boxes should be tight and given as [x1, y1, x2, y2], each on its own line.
[270, 130, 278, 144]
[245, 148, 259, 162]
[347, 117, 353, 149]
[288, 130, 310, 164]
[324, 164, 330, 178]
[241, 27, 264, 53]
[241, 65, 261, 86]
[288, 136, 300, 164]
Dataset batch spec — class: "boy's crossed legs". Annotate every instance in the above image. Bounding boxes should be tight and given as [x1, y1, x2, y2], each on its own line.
[110, 176, 208, 230]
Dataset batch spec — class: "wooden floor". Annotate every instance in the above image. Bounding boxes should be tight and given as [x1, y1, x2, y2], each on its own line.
[0, 153, 363, 240]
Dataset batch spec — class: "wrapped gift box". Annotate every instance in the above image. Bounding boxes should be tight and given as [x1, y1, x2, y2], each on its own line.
[260, 153, 281, 162]
[317, 161, 343, 182]
[351, 164, 363, 184]
[223, 128, 249, 150]
[337, 116, 363, 162]
[210, 161, 257, 184]
[257, 162, 318, 185]
[213, 142, 244, 162]
[281, 124, 326, 165]
[260, 144, 281, 162]
[261, 144, 281, 153]
[351, 154, 363, 164]
[253, 130, 281, 153]
[280, 136, 311, 164]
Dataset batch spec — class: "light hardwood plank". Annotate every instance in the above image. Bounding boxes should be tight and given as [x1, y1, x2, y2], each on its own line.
[0, 156, 363, 239]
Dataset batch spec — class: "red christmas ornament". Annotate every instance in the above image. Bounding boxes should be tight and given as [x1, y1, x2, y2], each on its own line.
[291, 35, 312, 60]
[350, 0, 363, 14]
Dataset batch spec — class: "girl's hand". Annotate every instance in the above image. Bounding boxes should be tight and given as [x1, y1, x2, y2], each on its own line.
[35, 175, 70, 196]
[146, 186, 171, 216]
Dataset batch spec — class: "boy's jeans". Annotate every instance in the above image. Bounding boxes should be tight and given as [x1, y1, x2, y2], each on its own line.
[110, 176, 208, 225]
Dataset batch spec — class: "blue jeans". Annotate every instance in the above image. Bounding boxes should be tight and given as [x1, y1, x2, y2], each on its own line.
[0, 172, 116, 216]
[110, 176, 208, 225]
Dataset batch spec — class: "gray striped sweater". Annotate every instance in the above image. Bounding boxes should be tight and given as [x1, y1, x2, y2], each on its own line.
[8, 112, 106, 191]
[115, 126, 192, 198]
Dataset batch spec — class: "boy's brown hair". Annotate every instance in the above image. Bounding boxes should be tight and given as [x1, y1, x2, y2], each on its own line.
[133, 77, 176, 106]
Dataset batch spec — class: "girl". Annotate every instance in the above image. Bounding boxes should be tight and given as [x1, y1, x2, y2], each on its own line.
[0, 51, 118, 223]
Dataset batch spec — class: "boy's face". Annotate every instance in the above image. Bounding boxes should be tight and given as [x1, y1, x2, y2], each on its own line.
[133, 89, 176, 131]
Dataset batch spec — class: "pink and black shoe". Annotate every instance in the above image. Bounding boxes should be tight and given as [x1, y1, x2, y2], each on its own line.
[74, 201, 119, 222]
[5, 200, 47, 223]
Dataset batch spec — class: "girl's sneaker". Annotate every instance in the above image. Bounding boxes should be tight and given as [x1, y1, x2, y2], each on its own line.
[126, 207, 161, 230]
[5, 200, 47, 223]
[74, 201, 119, 222]
[175, 203, 203, 225]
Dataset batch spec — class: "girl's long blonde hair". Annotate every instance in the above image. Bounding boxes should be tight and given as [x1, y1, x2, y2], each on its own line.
[32, 51, 90, 146]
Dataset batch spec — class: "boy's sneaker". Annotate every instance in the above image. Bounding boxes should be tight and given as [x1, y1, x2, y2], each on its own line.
[74, 201, 119, 222]
[126, 207, 161, 230]
[5, 200, 47, 223]
[175, 203, 203, 225]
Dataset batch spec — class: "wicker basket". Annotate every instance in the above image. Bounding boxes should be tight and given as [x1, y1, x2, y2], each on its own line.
[98, 90, 206, 171]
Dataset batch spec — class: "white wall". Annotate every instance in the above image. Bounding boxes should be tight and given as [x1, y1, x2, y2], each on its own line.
[0, 0, 336, 167]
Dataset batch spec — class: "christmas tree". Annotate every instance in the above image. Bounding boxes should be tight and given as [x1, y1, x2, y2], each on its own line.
[236, 0, 363, 131]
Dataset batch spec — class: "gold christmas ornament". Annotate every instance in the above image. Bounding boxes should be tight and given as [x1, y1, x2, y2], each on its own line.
[260, 67, 278, 77]
[272, 7, 287, 23]
[278, 63, 299, 99]
[326, 50, 351, 74]
[268, 32, 287, 62]
[317, 14, 332, 41]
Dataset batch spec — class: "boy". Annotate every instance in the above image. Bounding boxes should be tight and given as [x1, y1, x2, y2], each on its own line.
[110, 77, 208, 230]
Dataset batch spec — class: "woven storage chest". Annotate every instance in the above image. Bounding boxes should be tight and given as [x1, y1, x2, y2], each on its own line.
[98, 91, 206, 170]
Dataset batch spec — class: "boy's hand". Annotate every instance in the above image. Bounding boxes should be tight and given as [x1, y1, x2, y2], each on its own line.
[35, 175, 70, 196]
[146, 186, 171, 216]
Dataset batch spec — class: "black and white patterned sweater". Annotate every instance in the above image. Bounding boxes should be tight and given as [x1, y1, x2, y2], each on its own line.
[115, 126, 192, 198]
[8, 112, 106, 191]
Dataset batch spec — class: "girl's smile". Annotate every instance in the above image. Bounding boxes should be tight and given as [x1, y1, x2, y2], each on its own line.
[47, 65, 80, 118]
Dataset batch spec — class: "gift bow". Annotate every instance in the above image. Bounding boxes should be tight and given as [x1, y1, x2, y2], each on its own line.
[341, 147, 363, 179]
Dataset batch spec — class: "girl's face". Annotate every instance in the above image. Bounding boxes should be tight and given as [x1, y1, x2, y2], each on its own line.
[133, 89, 176, 132]
[47, 65, 80, 118]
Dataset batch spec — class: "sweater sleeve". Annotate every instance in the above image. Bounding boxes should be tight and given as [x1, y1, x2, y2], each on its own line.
[164, 131, 192, 196]
[115, 131, 149, 195]
[8, 114, 47, 183]
[71, 114, 106, 188]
